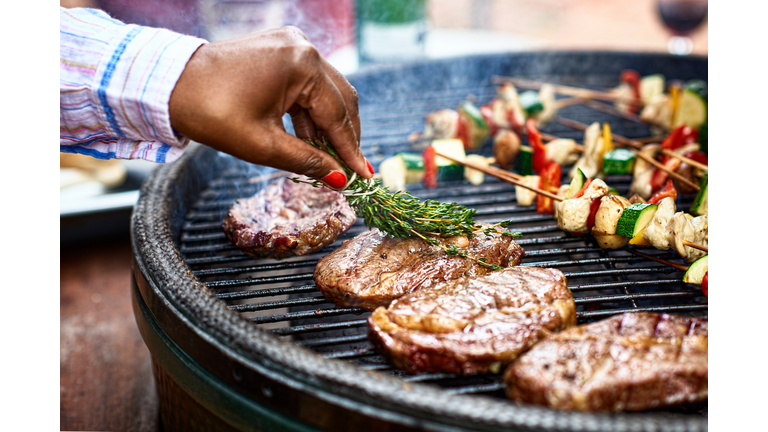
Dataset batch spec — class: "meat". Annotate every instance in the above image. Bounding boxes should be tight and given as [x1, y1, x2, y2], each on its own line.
[368, 266, 576, 375]
[504, 312, 708, 412]
[313, 226, 525, 311]
[222, 176, 357, 259]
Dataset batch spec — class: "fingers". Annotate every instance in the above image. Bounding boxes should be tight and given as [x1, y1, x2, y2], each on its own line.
[294, 49, 371, 179]
[320, 58, 361, 150]
[287, 104, 318, 142]
[249, 124, 354, 188]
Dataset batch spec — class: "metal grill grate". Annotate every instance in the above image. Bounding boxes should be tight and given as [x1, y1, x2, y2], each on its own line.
[178, 78, 706, 409]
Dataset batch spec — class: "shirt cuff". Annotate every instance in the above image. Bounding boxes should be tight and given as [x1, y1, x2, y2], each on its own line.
[92, 23, 206, 156]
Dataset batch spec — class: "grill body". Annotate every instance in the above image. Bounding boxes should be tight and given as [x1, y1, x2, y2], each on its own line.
[131, 51, 707, 432]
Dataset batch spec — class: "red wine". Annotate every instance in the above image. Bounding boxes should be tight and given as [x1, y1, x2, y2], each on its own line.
[657, 1, 708, 35]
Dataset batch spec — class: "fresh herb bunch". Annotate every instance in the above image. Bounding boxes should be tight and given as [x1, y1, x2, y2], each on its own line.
[290, 139, 521, 268]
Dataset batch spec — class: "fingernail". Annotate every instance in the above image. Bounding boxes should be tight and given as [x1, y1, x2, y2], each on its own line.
[366, 158, 374, 175]
[321, 170, 347, 189]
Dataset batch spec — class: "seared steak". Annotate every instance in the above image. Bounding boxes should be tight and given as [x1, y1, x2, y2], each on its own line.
[368, 266, 576, 375]
[223, 176, 356, 259]
[504, 312, 708, 412]
[313, 227, 525, 310]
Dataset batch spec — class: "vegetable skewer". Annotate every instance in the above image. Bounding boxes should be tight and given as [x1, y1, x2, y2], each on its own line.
[553, 117, 701, 191]
[553, 117, 708, 173]
[434, 150, 563, 201]
[432, 150, 708, 258]
[490, 75, 644, 109]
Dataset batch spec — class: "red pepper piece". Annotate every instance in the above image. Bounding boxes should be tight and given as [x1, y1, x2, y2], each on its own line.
[536, 162, 561, 214]
[456, 116, 470, 150]
[479, 103, 497, 137]
[661, 125, 686, 151]
[572, 179, 593, 199]
[701, 271, 708, 297]
[649, 158, 681, 193]
[647, 179, 678, 205]
[620, 69, 641, 113]
[422, 146, 438, 189]
[526, 118, 551, 174]
[681, 126, 699, 145]
[683, 151, 708, 166]
[586, 196, 602, 230]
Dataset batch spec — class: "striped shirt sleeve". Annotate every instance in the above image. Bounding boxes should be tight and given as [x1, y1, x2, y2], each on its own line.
[60, 7, 207, 163]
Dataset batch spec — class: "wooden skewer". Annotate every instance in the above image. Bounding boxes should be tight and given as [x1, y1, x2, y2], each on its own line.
[435, 151, 563, 201]
[554, 117, 708, 173]
[540, 132, 585, 152]
[682, 240, 708, 253]
[491, 75, 644, 108]
[580, 99, 643, 124]
[634, 136, 666, 144]
[625, 249, 689, 272]
[553, 118, 701, 191]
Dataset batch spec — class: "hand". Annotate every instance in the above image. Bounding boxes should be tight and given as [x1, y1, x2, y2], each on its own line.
[168, 26, 373, 188]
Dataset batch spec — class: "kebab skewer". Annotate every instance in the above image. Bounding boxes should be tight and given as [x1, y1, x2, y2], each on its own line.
[437, 149, 709, 294]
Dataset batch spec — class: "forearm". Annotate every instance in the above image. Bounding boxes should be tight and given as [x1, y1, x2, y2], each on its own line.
[59, 7, 206, 162]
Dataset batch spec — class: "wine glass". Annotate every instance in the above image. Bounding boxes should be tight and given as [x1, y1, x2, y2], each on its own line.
[656, 0, 708, 55]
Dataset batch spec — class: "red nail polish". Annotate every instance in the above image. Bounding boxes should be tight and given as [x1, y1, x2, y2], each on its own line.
[321, 170, 347, 189]
[366, 158, 374, 175]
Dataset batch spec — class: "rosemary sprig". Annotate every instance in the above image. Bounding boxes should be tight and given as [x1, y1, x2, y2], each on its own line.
[291, 139, 521, 269]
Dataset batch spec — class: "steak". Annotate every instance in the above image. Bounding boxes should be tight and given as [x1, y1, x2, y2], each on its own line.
[504, 312, 708, 412]
[313, 227, 525, 310]
[223, 176, 356, 259]
[367, 266, 576, 376]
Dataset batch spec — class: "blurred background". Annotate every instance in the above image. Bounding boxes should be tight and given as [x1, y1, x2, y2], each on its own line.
[60, 0, 707, 240]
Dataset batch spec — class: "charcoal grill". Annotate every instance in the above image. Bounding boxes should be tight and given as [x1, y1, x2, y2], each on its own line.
[131, 51, 708, 432]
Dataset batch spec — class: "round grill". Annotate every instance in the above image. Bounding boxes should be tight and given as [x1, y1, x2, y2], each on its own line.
[131, 51, 707, 432]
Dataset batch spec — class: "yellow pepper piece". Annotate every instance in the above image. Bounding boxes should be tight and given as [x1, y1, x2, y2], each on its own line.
[599, 122, 614, 172]
[628, 228, 650, 246]
[670, 84, 680, 126]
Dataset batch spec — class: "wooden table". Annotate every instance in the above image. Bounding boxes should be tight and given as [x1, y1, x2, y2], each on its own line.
[60, 234, 160, 432]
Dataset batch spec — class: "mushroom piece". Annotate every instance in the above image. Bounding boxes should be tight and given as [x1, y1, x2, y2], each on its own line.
[642, 197, 676, 250]
[556, 179, 610, 234]
[592, 195, 631, 249]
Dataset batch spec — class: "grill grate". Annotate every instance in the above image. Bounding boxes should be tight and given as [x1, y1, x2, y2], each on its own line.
[178, 78, 706, 409]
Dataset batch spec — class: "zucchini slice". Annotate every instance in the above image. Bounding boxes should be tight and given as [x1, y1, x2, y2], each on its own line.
[640, 74, 665, 104]
[602, 148, 636, 175]
[673, 88, 707, 129]
[456, 102, 490, 150]
[683, 255, 708, 285]
[564, 168, 586, 199]
[431, 139, 466, 182]
[699, 123, 708, 154]
[396, 152, 425, 185]
[690, 172, 708, 215]
[519, 91, 543, 116]
[616, 202, 659, 238]
[515, 145, 533, 176]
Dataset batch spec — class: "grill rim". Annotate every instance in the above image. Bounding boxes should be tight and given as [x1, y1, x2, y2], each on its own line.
[131, 51, 708, 432]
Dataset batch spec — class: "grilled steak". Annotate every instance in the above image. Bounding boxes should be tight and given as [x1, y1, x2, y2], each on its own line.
[504, 312, 708, 412]
[223, 176, 356, 259]
[368, 266, 576, 375]
[314, 227, 525, 310]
